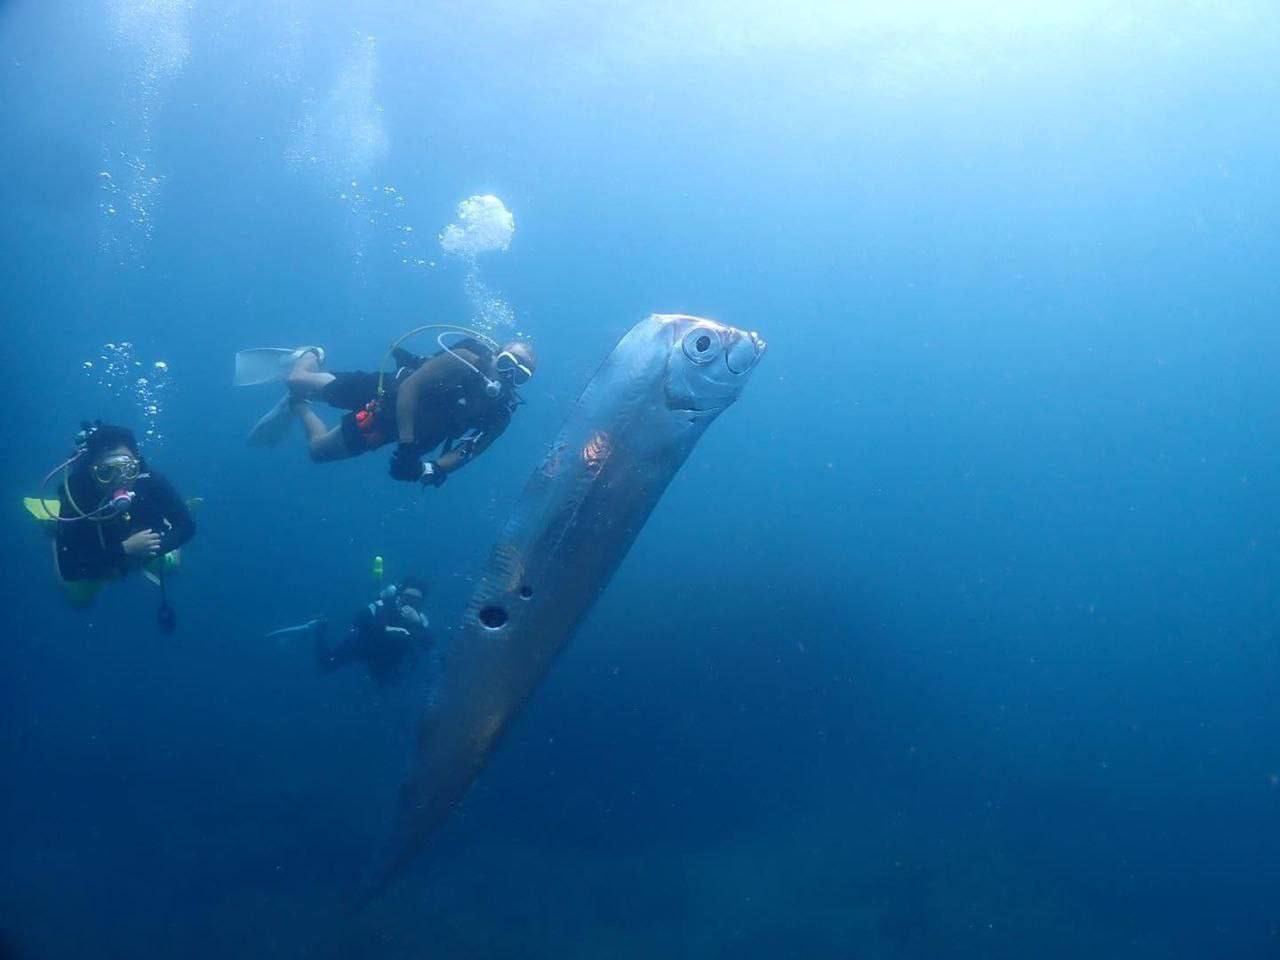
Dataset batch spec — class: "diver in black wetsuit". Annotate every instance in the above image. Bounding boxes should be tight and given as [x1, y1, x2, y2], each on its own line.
[53, 424, 195, 582]
[269, 579, 433, 687]
[33, 422, 195, 629]
[242, 331, 536, 487]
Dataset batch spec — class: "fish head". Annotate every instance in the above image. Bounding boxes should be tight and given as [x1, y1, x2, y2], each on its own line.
[656, 314, 766, 413]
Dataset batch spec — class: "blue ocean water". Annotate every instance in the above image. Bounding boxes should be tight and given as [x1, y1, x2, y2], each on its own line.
[2, 2, 1279, 956]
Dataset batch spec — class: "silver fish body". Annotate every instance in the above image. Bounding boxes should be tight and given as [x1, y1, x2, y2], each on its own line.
[382, 313, 766, 879]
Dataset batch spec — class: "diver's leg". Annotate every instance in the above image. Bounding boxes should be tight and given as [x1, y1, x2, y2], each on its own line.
[247, 350, 334, 448]
[294, 403, 358, 462]
[286, 353, 335, 398]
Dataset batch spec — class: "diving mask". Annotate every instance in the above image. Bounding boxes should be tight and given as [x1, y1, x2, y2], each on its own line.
[495, 350, 534, 386]
[92, 454, 141, 485]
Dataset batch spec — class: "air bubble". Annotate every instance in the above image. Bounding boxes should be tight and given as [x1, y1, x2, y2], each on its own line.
[84, 341, 170, 448]
[439, 195, 514, 257]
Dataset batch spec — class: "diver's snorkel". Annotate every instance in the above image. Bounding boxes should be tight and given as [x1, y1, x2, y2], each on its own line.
[36, 452, 126, 522]
[38, 440, 147, 523]
[36, 452, 85, 520]
[106, 487, 137, 515]
[67, 479, 139, 522]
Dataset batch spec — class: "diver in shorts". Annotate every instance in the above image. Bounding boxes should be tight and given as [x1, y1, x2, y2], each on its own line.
[235, 330, 535, 486]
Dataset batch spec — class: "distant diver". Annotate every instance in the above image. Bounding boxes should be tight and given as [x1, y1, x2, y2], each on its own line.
[267, 576, 432, 687]
[234, 325, 536, 486]
[25, 422, 196, 632]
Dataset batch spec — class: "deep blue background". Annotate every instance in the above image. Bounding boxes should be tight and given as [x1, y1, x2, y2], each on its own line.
[2, 2, 1279, 957]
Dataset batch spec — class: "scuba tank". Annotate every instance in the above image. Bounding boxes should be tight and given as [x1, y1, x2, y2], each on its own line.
[392, 336, 494, 376]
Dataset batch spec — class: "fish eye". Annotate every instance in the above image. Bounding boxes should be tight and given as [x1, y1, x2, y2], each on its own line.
[682, 327, 722, 364]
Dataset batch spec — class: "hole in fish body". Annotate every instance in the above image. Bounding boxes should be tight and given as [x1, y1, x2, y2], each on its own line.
[478, 605, 509, 629]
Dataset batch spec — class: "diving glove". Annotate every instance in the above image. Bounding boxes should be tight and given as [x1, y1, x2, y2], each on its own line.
[390, 443, 425, 482]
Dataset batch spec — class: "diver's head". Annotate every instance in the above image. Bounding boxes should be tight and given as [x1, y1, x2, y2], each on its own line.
[397, 577, 426, 607]
[494, 340, 536, 388]
[397, 577, 427, 625]
[79, 424, 143, 489]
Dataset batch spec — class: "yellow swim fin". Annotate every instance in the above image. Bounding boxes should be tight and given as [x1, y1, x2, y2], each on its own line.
[24, 497, 60, 522]
[26, 496, 201, 520]
[142, 549, 182, 587]
[62, 577, 106, 608]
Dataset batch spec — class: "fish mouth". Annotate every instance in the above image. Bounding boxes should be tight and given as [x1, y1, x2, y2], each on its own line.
[669, 402, 723, 417]
[727, 330, 766, 375]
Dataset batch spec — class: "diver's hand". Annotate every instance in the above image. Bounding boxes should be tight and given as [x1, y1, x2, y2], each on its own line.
[389, 443, 424, 482]
[123, 529, 162, 559]
[420, 461, 447, 488]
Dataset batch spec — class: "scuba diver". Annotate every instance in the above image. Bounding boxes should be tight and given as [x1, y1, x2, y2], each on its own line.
[266, 576, 432, 687]
[234, 326, 536, 486]
[26, 422, 196, 631]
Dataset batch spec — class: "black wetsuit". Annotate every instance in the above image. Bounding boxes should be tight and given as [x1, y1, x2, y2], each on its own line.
[316, 596, 431, 686]
[319, 345, 515, 458]
[55, 470, 195, 582]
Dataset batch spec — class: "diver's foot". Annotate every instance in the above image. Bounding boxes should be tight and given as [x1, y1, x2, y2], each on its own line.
[246, 394, 296, 447]
[285, 347, 331, 398]
[288, 345, 326, 367]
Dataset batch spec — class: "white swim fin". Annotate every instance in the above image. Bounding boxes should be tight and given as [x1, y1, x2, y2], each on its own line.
[234, 346, 325, 386]
[247, 395, 295, 447]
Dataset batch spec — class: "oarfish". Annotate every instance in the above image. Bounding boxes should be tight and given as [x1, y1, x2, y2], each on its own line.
[380, 313, 765, 882]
